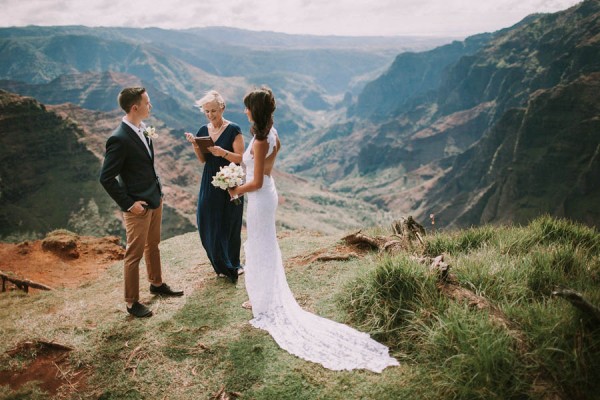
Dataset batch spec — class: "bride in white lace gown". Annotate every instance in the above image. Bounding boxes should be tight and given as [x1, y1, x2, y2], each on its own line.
[228, 88, 398, 373]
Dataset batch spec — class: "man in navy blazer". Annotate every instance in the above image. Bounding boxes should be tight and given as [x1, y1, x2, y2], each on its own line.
[100, 87, 183, 318]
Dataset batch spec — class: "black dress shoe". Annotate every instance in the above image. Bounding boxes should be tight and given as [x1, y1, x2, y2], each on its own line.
[150, 283, 184, 296]
[127, 302, 153, 318]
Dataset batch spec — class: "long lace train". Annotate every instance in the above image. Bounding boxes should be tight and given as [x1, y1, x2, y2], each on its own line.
[243, 129, 398, 373]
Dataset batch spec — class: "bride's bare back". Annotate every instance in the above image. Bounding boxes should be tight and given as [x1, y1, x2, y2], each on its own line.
[253, 135, 281, 176]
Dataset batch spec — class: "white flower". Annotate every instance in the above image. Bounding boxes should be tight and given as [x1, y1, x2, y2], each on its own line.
[212, 163, 246, 203]
[143, 126, 158, 139]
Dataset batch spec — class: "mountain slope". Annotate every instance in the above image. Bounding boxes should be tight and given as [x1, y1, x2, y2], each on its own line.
[0, 25, 458, 156]
[411, 72, 600, 228]
[435, 1, 600, 116]
[0, 90, 379, 241]
[284, 0, 600, 228]
[0, 31, 253, 132]
[0, 90, 120, 240]
[0, 71, 201, 130]
[0, 90, 196, 241]
[351, 32, 493, 120]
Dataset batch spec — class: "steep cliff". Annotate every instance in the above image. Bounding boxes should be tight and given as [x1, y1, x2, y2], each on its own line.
[412, 72, 600, 228]
[0, 90, 196, 241]
[0, 90, 120, 240]
[283, 0, 600, 228]
[351, 32, 493, 120]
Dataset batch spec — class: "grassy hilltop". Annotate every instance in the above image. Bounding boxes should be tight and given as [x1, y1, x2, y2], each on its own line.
[0, 216, 599, 399]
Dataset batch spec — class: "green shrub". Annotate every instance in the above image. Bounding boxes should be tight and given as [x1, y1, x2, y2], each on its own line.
[517, 300, 600, 398]
[340, 254, 439, 343]
[526, 215, 599, 254]
[526, 245, 589, 297]
[416, 304, 528, 399]
[340, 216, 600, 399]
[424, 226, 496, 256]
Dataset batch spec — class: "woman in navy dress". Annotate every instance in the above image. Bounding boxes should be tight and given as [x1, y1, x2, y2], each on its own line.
[185, 90, 245, 283]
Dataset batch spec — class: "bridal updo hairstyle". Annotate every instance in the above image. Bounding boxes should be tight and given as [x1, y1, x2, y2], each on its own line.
[244, 87, 276, 141]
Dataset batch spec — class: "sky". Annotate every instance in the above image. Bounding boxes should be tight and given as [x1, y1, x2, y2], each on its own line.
[0, 0, 583, 37]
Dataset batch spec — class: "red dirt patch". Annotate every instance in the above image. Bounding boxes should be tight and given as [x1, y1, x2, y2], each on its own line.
[0, 230, 125, 291]
[0, 340, 89, 397]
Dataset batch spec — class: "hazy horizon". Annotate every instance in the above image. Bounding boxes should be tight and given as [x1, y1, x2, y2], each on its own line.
[1, 0, 583, 37]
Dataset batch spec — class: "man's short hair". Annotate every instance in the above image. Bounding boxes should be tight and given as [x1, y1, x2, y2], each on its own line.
[118, 87, 146, 113]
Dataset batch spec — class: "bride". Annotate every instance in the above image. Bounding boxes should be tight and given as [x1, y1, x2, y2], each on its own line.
[228, 87, 398, 373]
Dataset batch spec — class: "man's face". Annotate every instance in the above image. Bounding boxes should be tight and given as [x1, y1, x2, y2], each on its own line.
[133, 92, 152, 119]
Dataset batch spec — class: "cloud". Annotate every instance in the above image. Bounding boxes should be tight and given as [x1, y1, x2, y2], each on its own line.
[0, 0, 584, 36]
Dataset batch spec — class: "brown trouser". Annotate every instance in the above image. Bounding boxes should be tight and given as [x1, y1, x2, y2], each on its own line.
[123, 201, 163, 303]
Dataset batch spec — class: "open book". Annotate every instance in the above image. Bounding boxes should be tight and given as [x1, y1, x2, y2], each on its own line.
[194, 136, 215, 153]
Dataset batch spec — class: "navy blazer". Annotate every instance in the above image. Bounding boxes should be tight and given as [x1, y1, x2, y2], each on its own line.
[99, 122, 162, 211]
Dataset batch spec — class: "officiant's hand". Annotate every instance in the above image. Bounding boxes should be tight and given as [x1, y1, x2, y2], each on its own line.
[208, 145, 227, 158]
[184, 132, 195, 143]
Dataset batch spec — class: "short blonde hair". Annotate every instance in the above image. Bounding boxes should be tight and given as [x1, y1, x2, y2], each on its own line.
[195, 90, 226, 110]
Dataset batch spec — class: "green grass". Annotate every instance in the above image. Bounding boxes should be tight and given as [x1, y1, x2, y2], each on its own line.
[1, 217, 599, 399]
[424, 225, 497, 256]
[340, 216, 600, 399]
[341, 254, 441, 344]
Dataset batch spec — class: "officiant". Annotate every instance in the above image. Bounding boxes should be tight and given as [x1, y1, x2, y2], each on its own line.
[184, 90, 245, 283]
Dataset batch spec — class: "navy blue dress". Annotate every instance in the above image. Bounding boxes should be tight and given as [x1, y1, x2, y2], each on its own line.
[196, 123, 244, 280]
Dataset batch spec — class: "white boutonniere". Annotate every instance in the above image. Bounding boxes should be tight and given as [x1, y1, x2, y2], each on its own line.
[143, 126, 157, 139]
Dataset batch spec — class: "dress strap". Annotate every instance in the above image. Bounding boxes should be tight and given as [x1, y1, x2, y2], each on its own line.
[266, 128, 278, 157]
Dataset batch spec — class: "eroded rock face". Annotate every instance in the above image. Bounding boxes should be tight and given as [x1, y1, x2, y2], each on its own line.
[90, 235, 126, 261]
[0, 90, 197, 242]
[414, 72, 600, 228]
[0, 91, 121, 241]
[287, 1, 600, 229]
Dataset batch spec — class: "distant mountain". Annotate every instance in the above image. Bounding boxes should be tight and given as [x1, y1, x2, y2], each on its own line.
[0, 25, 448, 146]
[0, 89, 380, 241]
[0, 25, 449, 110]
[183, 26, 454, 51]
[283, 0, 600, 228]
[0, 28, 253, 131]
[1, 25, 434, 241]
[0, 71, 199, 130]
[409, 72, 600, 227]
[350, 32, 494, 120]
[0, 90, 115, 240]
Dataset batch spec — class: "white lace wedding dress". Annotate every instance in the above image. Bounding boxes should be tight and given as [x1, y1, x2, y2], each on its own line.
[242, 128, 399, 373]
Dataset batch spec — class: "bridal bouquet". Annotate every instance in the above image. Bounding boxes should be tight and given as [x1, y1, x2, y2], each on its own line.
[212, 162, 245, 204]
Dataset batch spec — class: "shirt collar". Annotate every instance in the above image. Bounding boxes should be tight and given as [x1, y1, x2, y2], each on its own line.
[122, 116, 146, 135]
[122, 117, 152, 157]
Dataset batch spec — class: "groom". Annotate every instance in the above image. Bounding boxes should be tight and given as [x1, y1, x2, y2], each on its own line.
[100, 87, 183, 318]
